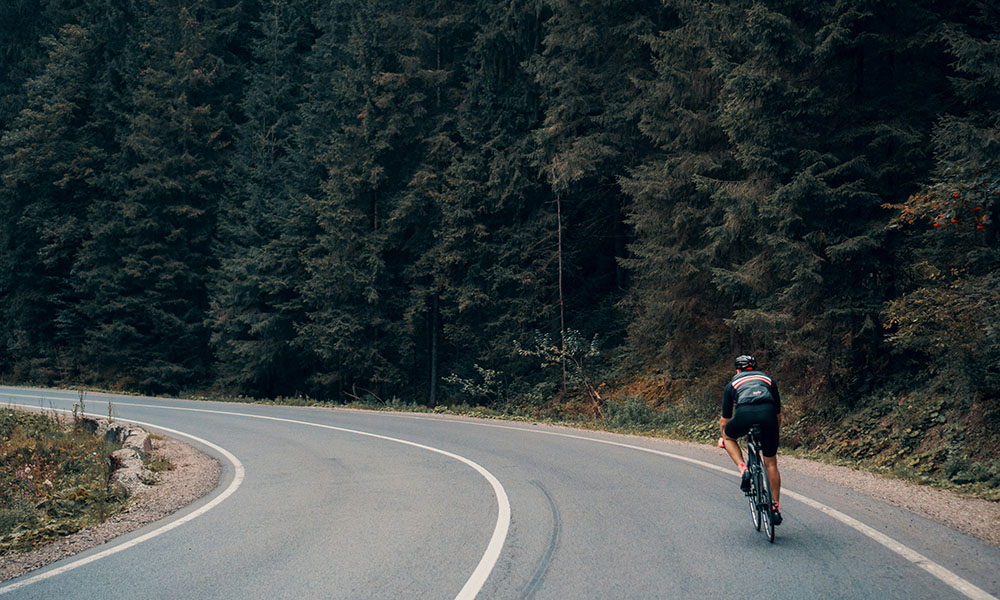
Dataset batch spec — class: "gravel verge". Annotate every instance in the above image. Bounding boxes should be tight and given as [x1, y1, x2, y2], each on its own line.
[779, 453, 1000, 547]
[657, 431, 1000, 547]
[0, 434, 220, 583]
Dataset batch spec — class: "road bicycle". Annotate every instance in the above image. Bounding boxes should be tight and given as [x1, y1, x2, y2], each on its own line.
[744, 424, 776, 543]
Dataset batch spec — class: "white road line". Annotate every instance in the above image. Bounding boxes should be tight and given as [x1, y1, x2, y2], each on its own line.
[0, 404, 245, 597]
[397, 414, 998, 600]
[8, 392, 995, 600]
[0, 394, 510, 600]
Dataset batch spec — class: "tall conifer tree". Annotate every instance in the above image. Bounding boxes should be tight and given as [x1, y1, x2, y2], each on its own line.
[528, 0, 660, 358]
[385, 1, 480, 403]
[74, 0, 237, 392]
[620, 1, 733, 375]
[414, 0, 553, 403]
[884, 2, 1000, 395]
[0, 25, 104, 380]
[210, 0, 319, 397]
[299, 0, 412, 399]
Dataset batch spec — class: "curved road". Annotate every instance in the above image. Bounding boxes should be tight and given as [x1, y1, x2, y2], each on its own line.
[1, 386, 998, 599]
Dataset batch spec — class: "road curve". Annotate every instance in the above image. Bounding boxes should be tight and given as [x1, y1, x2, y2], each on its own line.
[1, 386, 998, 599]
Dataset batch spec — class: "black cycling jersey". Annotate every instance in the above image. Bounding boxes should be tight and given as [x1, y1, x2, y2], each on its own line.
[722, 369, 782, 457]
[722, 370, 781, 419]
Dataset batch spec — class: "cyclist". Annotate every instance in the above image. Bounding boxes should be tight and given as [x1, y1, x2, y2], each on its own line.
[719, 354, 783, 524]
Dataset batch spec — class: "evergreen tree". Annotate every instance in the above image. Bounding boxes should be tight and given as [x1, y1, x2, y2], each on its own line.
[0, 1, 39, 131]
[719, 0, 964, 396]
[209, 0, 319, 398]
[418, 0, 554, 404]
[621, 0, 941, 401]
[702, 1, 883, 389]
[384, 1, 482, 403]
[883, 2, 1000, 395]
[0, 0, 78, 130]
[528, 0, 662, 373]
[74, 0, 237, 392]
[299, 0, 414, 400]
[620, 1, 733, 376]
[0, 24, 104, 380]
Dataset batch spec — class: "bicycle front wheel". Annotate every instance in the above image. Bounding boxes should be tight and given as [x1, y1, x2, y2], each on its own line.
[760, 468, 775, 543]
[748, 467, 761, 531]
[748, 490, 760, 530]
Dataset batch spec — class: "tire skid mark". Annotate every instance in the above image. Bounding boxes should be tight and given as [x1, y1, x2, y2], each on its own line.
[393, 413, 999, 600]
[522, 480, 561, 599]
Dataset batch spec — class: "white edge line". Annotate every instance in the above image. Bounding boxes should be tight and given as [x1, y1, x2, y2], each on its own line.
[0, 394, 511, 600]
[9, 393, 993, 600]
[391, 413, 998, 600]
[0, 402, 245, 596]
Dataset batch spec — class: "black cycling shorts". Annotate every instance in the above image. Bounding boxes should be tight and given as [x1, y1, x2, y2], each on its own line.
[724, 403, 779, 457]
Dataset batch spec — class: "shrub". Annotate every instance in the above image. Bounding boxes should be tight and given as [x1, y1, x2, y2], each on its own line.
[0, 409, 124, 554]
[603, 397, 679, 431]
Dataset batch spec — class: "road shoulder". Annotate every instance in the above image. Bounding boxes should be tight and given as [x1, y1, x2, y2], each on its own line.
[0, 434, 220, 583]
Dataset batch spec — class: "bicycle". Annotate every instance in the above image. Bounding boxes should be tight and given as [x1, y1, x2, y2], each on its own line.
[744, 424, 776, 543]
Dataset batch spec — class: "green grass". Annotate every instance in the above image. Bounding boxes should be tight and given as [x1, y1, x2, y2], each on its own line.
[143, 453, 174, 474]
[0, 408, 125, 554]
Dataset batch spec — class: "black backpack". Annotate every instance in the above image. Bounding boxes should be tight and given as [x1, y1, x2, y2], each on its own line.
[732, 371, 774, 406]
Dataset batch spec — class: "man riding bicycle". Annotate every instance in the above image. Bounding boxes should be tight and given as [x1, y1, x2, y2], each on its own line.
[719, 354, 783, 524]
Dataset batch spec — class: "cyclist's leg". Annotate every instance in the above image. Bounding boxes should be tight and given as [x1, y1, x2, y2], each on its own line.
[723, 412, 754, 492]
[760, 407, 781, 505]
[722, 413, 749, 467]
[721, 436, 744, 467]
[762, 455, 781, 503]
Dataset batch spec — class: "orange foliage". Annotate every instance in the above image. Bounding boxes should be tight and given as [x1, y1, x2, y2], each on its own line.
[884, 180, 993, 232]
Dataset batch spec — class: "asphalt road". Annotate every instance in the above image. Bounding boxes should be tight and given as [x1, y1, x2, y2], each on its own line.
[1, 386, 998, 599]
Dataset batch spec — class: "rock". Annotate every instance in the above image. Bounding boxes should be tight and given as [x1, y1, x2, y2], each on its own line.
[123, 429, 153, 456]
[68, 415, 157, 498]
[107, 480, 129, 501]
[97, 423, 129, 445]
[109, 448, 154, 496]
[92, 420, 152, 457]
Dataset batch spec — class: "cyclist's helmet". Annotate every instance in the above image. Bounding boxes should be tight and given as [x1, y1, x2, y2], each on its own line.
[734, 354, 757, 371]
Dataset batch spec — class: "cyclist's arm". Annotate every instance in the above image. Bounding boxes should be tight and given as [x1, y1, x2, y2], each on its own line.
[721, 385, 735, 419]
[771, 381, 782, 428]
[720, 385, 736, 438]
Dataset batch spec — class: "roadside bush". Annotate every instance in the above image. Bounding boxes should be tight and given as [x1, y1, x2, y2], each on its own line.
[603, 397, 679, 431]
[0, 409, 124, 554]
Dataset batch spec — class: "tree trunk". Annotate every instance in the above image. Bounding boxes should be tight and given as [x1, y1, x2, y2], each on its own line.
[557, 196, 566, 392]
[430, 293, 438, 405]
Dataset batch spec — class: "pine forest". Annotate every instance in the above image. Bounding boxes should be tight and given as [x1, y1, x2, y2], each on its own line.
[1, 1, 998, 491]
